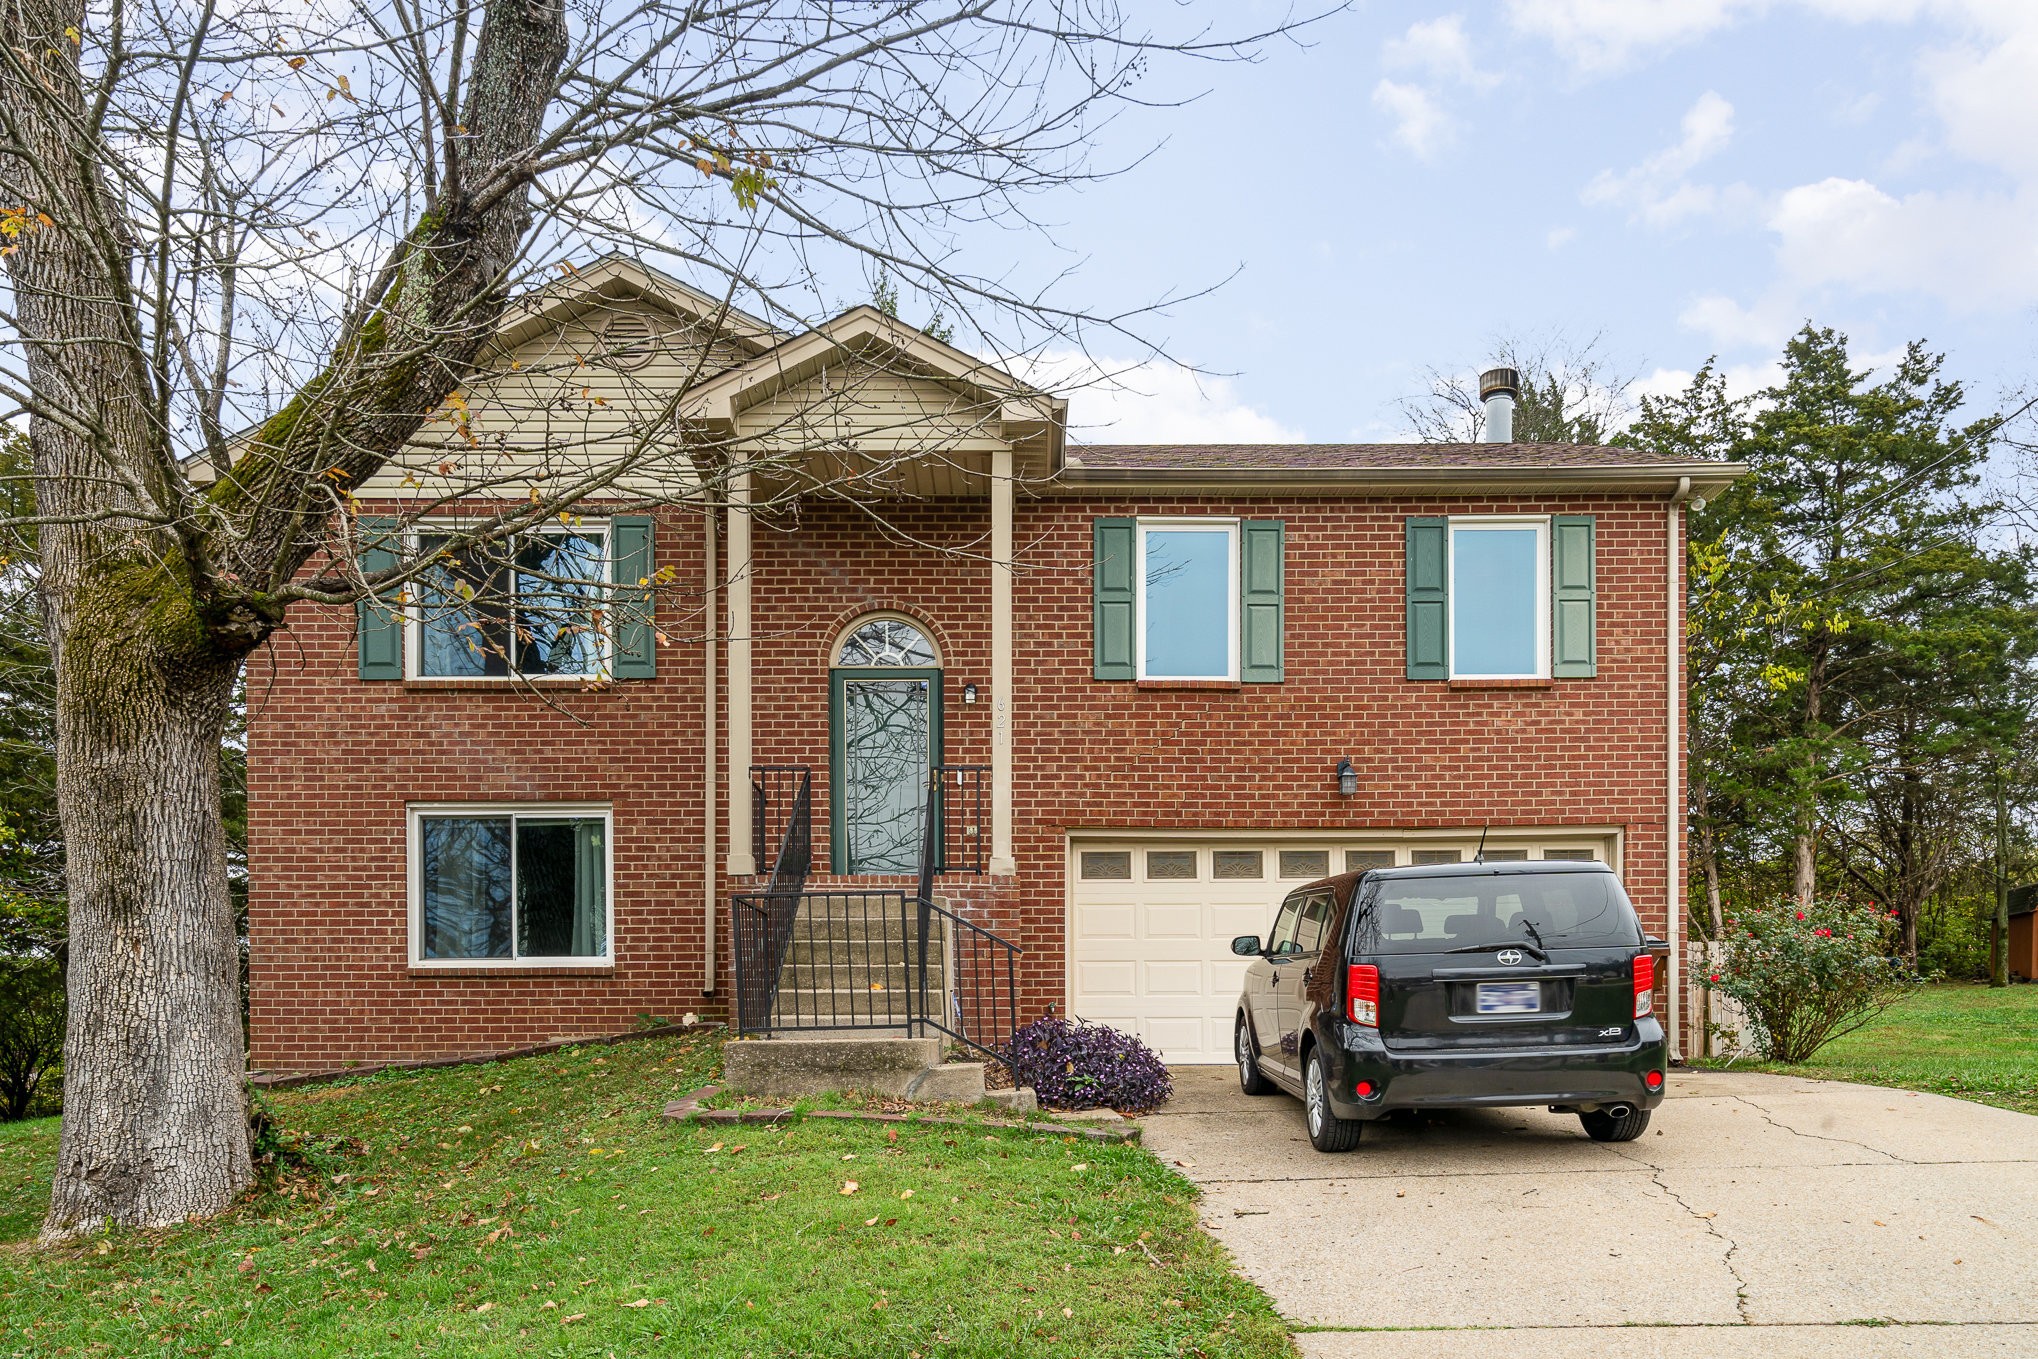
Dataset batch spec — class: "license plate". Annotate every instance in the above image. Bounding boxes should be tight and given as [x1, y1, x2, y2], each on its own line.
[1475, 981, 1541, 1015]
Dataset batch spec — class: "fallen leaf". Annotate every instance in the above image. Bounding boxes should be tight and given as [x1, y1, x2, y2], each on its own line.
[864, 1216, 881, 1226]
[1071, 1163, 1089, 1173]
[562, 1313, 587, 1324]
[474, 1302, 493, 1314]
[900, 1190, 914, 1199]
[841, 1181, 860, 1195]
[622, 1299, 651, 1308]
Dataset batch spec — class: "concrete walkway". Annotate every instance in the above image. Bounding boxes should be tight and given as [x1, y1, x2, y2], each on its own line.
[1139, 1066, 2038, 1357]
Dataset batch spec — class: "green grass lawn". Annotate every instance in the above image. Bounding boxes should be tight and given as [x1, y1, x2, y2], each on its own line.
[1713, 982, 2038, 1116]
[0, 1034, 1294, 1357]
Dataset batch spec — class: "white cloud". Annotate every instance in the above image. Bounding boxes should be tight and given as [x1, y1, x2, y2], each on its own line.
[1384, 15, 1500, 88]
[1505, 0, 1762, 75]
[1014, 351, 1304, 444]
[1372, 80, 1456, 159]
[1679, 293, 1799, 350]
[1582, 90, 1751, 226]
[1921, 24, 2038, 179]
[1767, 176, 2038, 309]
[1546, 225, 1578, 249]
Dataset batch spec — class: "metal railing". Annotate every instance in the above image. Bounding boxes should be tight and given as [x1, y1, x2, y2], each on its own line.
[729, 761, 1021, 1070]
[930, 763, 989, 875]
[731, 890, 924, 1035]
[732, 768, 813, 1034]
[915, 896, 1022, 1065]
[751, 764, 811, 872]
[913, 766, 1020, 1067]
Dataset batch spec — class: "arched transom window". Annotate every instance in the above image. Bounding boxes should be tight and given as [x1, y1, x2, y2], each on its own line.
[835, 616, 939, 668]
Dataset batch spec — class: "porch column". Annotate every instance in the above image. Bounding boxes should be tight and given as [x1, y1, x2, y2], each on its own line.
[990, 447, 1016, 876]
[726, 467, 756, 876]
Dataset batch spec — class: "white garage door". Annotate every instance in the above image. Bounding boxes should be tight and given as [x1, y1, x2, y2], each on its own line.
[1066, 833, 1619, 1065]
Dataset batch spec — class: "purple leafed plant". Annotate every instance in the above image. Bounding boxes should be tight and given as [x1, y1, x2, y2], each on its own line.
[1007, 1013, 1173, 1113]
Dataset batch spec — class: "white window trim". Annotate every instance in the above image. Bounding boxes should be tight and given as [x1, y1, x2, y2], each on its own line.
[406, 802, 615, 969]
[1447, 516, 1550, 680]
[403, 521, 614, 682]
[1134, 517, 1240, 682]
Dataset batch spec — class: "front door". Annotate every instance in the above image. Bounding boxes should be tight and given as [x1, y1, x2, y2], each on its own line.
[831, 668, 943, 873]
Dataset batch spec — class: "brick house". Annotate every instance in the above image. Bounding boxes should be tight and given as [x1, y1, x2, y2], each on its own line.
[242, 259, 1743, 1075]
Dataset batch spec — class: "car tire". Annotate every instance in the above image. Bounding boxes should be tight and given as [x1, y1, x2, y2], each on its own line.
[1236, 1017, 1275, 1097]
[1304, 1047, 1362, 1153]
[1579, 1106, 1652, 1142]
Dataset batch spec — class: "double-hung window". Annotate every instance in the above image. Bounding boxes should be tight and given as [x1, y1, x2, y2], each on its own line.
[1138, 520, 1239, 681]
[410, 805, 611, 966]
[414, 528, 609, 679]
[1405, 514, 1596, 681]
[354, 515, 657, 682]
[1092, 516, 1285, 683]
[1449, 518, 1549, 679]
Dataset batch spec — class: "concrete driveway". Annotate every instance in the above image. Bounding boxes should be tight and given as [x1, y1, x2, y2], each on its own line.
[1140, 1066, 2038, 1357]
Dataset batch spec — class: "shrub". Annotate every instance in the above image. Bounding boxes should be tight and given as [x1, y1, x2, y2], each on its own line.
[1701, 896, 1923, 1063]
[1007, 1014, 1173, 1112]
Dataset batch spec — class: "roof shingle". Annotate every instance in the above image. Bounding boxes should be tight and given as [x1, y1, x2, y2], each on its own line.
[1068, 443, 1710, 471]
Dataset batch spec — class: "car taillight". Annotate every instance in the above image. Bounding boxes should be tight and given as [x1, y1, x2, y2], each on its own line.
[1644, 1069, 1665, 1092]
[1347, 964, 1379, 1027]
[1633, 953, 1655, 1019]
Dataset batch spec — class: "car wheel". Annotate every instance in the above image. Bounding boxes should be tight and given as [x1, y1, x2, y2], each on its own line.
[1236, 1017, 1275, 1096]
[1579, 1106, 1652, 1142]
[1304, 1048, 1362, 1152]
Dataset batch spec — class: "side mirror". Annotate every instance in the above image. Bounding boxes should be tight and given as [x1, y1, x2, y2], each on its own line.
[1230, 934, 1264, 957]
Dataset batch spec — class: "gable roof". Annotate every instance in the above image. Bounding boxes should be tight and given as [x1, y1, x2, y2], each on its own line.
[490, 253, 783, 357]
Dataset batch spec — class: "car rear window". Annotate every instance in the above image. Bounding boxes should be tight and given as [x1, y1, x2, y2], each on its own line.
[1354, 872, 1641, 954]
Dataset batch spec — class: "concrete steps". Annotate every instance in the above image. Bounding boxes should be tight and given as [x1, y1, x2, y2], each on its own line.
[721, 1034, 1036, 1113]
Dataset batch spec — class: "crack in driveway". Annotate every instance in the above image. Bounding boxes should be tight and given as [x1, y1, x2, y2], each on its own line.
[1607, 1142, 1752, 1322]
[1725, 1094, 1914, 1164]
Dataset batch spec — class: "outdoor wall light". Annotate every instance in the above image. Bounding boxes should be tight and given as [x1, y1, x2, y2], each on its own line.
[1335, 757, 1358, 797]
[962, 683, 979, 704]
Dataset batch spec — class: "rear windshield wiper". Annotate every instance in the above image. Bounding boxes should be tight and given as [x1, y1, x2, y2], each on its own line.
[1443, 939, 1550, 961]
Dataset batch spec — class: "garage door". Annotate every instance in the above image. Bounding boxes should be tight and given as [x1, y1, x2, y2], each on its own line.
[1066, 833, 1619, 1065]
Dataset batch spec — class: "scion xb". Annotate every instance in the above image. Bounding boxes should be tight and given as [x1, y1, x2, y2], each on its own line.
[1230, 860, 1668, 1152]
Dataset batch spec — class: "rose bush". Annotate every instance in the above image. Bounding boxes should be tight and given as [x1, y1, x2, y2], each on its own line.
[1701, 896, 1923, 1062]
[1007, 1013, 1173, 1112]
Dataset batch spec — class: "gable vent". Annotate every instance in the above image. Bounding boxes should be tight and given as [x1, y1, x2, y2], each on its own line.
[602, 314, 657, 370]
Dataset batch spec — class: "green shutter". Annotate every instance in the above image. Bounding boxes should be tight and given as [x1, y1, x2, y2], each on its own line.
[1092, 517, 1136, 681]
[1240, 519, 1285, 683]
[1551, 514, 1597, 678]
[610, 515, 656, 679]
[1405, 517, 1449, 681]
[355, 517, 403, 680]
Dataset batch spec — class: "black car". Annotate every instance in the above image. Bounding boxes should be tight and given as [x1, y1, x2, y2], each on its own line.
[1230, 860, 1668, 1152]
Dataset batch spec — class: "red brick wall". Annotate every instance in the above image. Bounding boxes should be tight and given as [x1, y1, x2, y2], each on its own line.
[245, 491, 1691, 1073]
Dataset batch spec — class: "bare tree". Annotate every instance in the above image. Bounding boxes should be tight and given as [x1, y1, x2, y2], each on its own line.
[1400, 331, 1639, 445]
[0, 0, 1337, 1239]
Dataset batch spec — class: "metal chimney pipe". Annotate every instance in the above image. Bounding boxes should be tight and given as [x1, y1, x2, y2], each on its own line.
[1480, 367, 1520, 444]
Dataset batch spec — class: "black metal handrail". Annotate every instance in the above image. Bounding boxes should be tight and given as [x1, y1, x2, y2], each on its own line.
[913, 767, 1022, 1068]
[732, 890, 917, 1036]
[930, 763, 989, 875]
[914, 896, 1022, 1066]
[732, 768, 813, 1033]
[751, 764, 811, 871]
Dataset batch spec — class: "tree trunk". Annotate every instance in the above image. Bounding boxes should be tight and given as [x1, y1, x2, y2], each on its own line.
[43, 626, 249, 1237]
[4, 0, 568, 1238]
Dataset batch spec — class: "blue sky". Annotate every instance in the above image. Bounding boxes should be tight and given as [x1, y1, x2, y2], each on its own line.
[1002, 1, 2038, 444]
